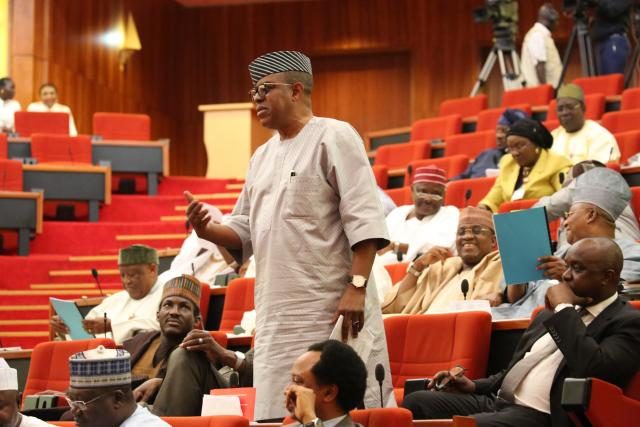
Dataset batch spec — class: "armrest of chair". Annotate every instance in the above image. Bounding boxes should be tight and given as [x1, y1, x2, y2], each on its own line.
[561, 377, 640, 427]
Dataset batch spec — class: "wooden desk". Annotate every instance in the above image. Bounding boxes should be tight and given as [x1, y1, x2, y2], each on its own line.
[22, 164, 111, 222]
[365, 126, 412, 151]
[0, 191, 43, 255]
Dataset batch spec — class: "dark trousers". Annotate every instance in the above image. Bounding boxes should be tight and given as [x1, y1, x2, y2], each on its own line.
[402, 390, 550, 427]
[596, 33, 630, 75]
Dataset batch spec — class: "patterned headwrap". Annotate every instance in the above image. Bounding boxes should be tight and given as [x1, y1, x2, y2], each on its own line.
[69, 346, 131, 388]
[161, 274, 202, 309]
[249, 51, 312, 85]
[412, 165, 447, 186]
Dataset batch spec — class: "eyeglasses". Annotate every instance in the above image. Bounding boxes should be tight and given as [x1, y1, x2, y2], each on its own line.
[457, 226, 493, 236]
[556, 103, 581, 113]
[412, 188, 444, 201]
[249, 82, 293, 100]
[64, 391, 112, 412]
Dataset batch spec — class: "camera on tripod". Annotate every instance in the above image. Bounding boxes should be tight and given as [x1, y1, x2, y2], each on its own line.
[562, 0, 597, 16]
[473, 0, 519, 51]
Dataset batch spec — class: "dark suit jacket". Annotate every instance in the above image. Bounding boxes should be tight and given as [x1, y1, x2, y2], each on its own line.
[474, 297, 640, 427]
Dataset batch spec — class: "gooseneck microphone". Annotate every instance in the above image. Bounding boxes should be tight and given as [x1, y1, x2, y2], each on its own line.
[229, 371, 240, 388]
[558, 172, 565, 186]
[461, 279, 469, 301]
[91, 268, 104, 296]
[375, 363, 385, 408]
[464, 189, 472, 207]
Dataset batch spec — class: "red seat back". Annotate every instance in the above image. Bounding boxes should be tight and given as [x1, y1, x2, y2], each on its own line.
[14, 112, 69, 137]
[163, 416, 249, 427]
[384, 312, 492, 389]
[407, 155, 470, 182]
[384, 262, 410, 284]
[476, 104, 532, 132]
[444, 131, 496, 159]
[631, 187, 640, 224]
[621, 87, 640, 110]
[445, 176, 497, 209]
[0, 159, 23, 191]
[410, 115, 462, 141]
[543, 119, 560, 132]
[547, 93, 606, 121]
[30, 133, 92, 164]
[23, 338, 115, 400]
[626, 301, 640, 399]
[601, 109, 640, 134]
[384, 186, 412, 207]
[374, 141, 431, 168]
[614, 131, 640, 163]
[0, 133, 6, 159]
[93, 112, 151, 140]
[371, 165, 389, 189]
[350, 408, 413, 427]
[218, 278, 255, 332]
[502, 85, 554, 107]
[573, 74, 624, 97]
[439, 95, 488, 119]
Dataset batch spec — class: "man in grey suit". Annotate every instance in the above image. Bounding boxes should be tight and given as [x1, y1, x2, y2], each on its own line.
[284, 340, 367, 427]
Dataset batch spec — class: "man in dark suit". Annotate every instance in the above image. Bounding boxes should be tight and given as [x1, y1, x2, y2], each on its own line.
[403, 237, 640, 427]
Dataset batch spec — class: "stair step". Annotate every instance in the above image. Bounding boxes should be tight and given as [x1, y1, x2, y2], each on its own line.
[49, 269, 120, 277]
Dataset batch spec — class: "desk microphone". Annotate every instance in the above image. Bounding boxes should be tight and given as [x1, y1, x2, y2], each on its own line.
[229, 371, 239, 388]
[91, 268, 105, 296]
[464, 189, 473, 207]
[103, 313, 108, 339]
[375, 363, 385, 408]
[461, 279, 469, 300]
[558, 172, 565, 185]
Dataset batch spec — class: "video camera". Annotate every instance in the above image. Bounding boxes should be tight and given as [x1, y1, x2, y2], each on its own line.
[473, 0, 519, 50]
[562, 0, 597, 19]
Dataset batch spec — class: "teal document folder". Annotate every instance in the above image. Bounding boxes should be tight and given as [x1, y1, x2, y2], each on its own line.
[493, 206, 553, 285]
[50, 298, 94, 340]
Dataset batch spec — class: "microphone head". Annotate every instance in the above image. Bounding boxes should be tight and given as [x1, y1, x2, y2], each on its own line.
[91, 268, 99, 279]
[559, 172, 565, 185]
[229, 371, 240, 387]
[461, 279, 469, 295]
[375, 363, 385, 382]
[465, 189, 472, 200]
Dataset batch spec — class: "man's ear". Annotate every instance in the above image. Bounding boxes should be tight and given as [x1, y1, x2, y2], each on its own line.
[291, 82, 305, 101]
[194, 314, 203, 330]
[112, 390, 125, 408]
[321, 384, 339, 404]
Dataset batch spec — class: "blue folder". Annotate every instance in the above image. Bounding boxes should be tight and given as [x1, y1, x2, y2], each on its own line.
[493, 206, 553, 285]
[50, 298, 94, 340]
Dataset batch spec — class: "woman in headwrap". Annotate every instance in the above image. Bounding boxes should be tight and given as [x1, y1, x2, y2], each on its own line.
[478, 118, 572, 212]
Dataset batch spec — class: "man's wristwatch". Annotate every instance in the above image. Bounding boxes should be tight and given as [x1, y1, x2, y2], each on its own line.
[407, 262, 423, 278]
[234, 351, 245, 370]
[303, 418, 322, 427]
[348, 275, 368, 288]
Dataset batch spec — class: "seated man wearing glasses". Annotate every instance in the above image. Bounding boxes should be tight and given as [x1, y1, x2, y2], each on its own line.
[377, 165, 459, 266]
[382, 207, 504, 314]
[550, 84, 620, 165]
[65, 346, 169, 427]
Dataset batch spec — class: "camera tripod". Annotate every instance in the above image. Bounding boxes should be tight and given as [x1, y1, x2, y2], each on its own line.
[557, 11, 596, 90]
[470, 30, 526, 96]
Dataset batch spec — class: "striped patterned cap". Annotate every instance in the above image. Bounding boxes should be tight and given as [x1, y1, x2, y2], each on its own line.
[413, 165, 447, 186]
[69, 346, 131, 388]
[249, 51, 312, 84]
[162, 274, 202, 308]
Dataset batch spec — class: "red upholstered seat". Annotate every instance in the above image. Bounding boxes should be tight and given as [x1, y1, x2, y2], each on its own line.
[218, 278, 255, 332]
[384, 262, 410, 285]
[14, 111, 69, 137]
[22, 338, 115, 405]
[543, 119, 560, 132]
[573, 73, 624, 97]
[476, 104, 531, 132]
[631, 187, 640, 222]
[622, 87, 640, 110]
[444, 131, 496, 159]
[371, 165, 389, 189]
[0, 158, 23, 191]
[52, 416, 250, 427]
[384, 186, 412, 207]
[284, 408, 414, 427]
[444, 177, 496, 209]
[439, 95, 488, 119]
[0, 132, 7, 159]
[546, 93, 606, 121]
[374, 141, 431, 169]
[384, 312, 492, 404]
[502, 85, 553, 107]
[601, 109, 640, 133]
[30, 133, 92, 164]
[410, 115, 462, 142]
[614, 130, 640, 163]
[93, 112, 151, 140]
[406, 155, 470, 183]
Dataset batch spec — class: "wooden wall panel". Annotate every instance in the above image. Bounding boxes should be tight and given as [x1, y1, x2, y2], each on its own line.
[11, 0, 585, 176]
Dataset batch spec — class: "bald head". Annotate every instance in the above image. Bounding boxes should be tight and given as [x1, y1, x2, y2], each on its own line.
[539, 3, 559, 30]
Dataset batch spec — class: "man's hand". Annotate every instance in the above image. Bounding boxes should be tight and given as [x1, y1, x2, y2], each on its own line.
[82, 317, 111, 335]
[133, 378, 163, 403]
[50, 316, 69, 336]
[537, 256, 567, 281]
[333, 284, 365, 342]
[545, 282, 593, 310]
[412, 246, 452, 272]
[180, 329, 231, 364]
[426, 367, 475, 394]
[284, 384, 317, 424]
[479, 292, 503, 307]
[185, 191, 212, 237]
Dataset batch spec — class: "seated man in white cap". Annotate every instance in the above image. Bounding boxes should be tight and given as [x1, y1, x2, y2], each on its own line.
[0, 358, 53, 426]
[377, 165, 459, 266]
[550, 84, 620, 164]
[65, 346, 169, 427]
[494, 167, 640, 319]
[50, 244, 164, 344]
[122, 275, 253, 416]
[382, 207, 504, 314]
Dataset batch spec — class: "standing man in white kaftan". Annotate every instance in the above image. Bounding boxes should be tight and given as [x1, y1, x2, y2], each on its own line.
[185, 51, 395, 420]
[50, 244, 163, 344]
